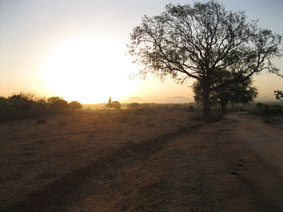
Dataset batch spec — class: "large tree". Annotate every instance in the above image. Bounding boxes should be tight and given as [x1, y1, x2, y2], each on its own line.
[128, 0, 282, 116]
[193, 71, 258, 113]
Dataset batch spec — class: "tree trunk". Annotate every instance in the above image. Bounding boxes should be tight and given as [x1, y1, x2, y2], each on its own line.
[202, 80, 211, 116]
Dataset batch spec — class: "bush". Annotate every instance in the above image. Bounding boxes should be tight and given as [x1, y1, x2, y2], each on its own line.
[127, 103, 141, 110]
[0, 93, 48, 120]
[6, 94, 35, 119]
[69, 101, 82, 110]
[30, 98, 48, 115]
[47, 97, 69, 113]
[8, 94, 32, 112]
[255, 102, 283, 115]
[256, 102, 265, 110]
[263, 105, 283, 114]
[187, 105, 194, 112]
[0, 93, 83, 121]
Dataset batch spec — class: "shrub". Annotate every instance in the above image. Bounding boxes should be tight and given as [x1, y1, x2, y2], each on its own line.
[255, 102, 283, 115]
[69, 101, 82, 110]
[256, 102, 265, 110]
[30, 98, 48, 115]
[127, 103, 141, 110]
[47, 97, 69, 113]
[6, 94, 35, 119]
[0, 93, 82, 121]
[187, 105, 194, 112]
[263, 105, 283, 114]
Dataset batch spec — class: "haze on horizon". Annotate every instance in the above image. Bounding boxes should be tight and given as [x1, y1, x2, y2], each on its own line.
[1, 0, 282, 104]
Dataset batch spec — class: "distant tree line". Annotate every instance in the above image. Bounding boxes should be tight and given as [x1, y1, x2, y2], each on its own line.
[0, 93, 82, 121]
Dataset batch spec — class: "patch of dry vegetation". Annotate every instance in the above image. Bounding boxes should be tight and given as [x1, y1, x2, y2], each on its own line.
[0, 106, 199, 211]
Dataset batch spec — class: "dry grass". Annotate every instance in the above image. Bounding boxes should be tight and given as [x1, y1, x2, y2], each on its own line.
[0, 107, 198, 211]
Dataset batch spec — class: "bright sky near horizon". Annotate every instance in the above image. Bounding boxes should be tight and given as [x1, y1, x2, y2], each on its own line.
[0, 0, 282, 103]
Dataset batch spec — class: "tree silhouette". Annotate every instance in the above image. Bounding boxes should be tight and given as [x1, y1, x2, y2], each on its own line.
[69, 101, 82, 110]
[47, 97, 68, 112]
[128, 0, 282, 116]
[193, 71, 258, 113]
[274, 90, 283, 101]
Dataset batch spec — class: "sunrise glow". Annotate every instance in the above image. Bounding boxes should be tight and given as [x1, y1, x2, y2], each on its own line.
[1, 0, 282, 103]
[42, 37, 138, 103]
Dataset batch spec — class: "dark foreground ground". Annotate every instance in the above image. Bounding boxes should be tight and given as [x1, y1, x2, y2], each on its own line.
[1, 110, 283, 212]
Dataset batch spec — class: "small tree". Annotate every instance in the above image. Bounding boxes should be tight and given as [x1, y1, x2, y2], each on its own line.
[69, 101, 82, 110]
[6, 93, 35, 118]
[31, 98, 48, 115]
[193, 72, 258, 113]
[47, 97, 68, 113]
[128, 1, 282, 116]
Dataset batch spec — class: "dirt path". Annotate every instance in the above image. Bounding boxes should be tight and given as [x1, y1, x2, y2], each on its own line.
[4, 113, 283, 212]
[228, 113, 283, 211]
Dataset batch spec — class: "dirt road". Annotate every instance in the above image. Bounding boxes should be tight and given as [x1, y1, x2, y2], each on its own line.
[4, 113, 283, 212]
[228, 114, 283, 212]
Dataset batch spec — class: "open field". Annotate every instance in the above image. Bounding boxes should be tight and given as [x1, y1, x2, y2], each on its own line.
[1, 107, 283, 212]
[0, 106, 199, 211]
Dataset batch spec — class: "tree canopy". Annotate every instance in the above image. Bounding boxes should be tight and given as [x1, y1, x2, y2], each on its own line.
[274, 90, 283, 101]
[128, 0, 282, 115]
[47, 96, 69, 112]
[69, 101, 83, 110]
[193, 71, 258, 113]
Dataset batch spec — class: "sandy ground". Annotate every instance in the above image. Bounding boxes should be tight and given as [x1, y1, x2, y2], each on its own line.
[1, 110, 283, 212]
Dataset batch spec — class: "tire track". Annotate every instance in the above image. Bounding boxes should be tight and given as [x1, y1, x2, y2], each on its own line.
[2, 121, 205, 212]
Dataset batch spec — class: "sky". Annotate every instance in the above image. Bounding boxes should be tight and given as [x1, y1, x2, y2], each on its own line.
[0, 0, 283, 103]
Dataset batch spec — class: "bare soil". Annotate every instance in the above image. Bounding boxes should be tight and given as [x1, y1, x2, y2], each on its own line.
[0, 107, 198, 211]
[1, 109, 283, 212]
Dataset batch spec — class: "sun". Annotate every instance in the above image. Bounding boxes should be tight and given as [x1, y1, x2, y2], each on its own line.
[42, 37, 137, 103]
